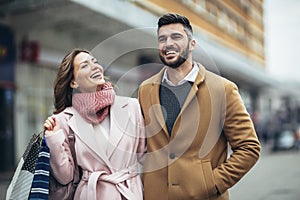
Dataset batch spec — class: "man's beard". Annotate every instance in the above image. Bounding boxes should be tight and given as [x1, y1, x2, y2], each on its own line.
[159, 43, 190, 69]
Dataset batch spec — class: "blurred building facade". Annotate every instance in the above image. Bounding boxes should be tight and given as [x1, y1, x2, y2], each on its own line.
[0, 0, 299, 171]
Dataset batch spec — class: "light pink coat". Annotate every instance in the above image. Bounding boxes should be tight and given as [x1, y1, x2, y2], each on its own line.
[46, 96, 146, 200]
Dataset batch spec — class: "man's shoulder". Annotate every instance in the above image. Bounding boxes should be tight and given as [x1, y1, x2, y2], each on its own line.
[204, 68, 235, 87]
[195, 63, 237, 92]
[140, 72, 162, 88]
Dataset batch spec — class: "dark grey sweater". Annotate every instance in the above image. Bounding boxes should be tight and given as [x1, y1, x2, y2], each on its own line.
[159, 81, 192, 135]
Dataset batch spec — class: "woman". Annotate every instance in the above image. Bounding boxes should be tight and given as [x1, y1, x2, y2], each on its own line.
[44, 48, 146, 200]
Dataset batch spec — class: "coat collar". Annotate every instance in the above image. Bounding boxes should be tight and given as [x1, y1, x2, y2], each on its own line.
[146, 62, 206, 138]
[181, 62, 206, 113]
[64, 95, 130, 166]
[147, 68, 168, 136]
[148, 62, 206, 86]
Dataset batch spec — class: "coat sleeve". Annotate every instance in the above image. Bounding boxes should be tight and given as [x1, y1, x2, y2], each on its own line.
[45, 113, 75, 185]
[213, 81, 261, 193]
[131, 98, 147, 165]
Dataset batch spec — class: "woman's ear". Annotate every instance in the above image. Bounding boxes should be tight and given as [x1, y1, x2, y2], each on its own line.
[70, 80, 78, 89]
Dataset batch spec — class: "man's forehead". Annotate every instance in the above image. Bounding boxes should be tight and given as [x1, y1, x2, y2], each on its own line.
[158, 23, 186, 35]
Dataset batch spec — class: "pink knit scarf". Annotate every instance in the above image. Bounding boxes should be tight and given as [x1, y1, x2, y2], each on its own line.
[72, 82, 115, 124]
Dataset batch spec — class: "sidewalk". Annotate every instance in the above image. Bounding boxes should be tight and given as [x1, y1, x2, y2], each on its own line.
[230, 145, 300, 200]
[1, 144, 297, 200]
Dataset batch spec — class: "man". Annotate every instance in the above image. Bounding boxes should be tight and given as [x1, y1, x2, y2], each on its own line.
[138, 13, 260, 200]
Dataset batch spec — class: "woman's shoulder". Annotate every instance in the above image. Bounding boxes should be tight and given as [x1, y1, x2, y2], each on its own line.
[53, 107, 75, 122]
[115, 95, 139, 105]
[113, 96, 143, 120]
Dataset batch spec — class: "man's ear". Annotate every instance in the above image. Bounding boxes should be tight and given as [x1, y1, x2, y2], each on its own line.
[70, 80, 78, 89]
[190, 39, 196, 51]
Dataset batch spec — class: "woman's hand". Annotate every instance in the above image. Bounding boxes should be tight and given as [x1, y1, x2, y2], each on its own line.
[44, 116, 60, 135]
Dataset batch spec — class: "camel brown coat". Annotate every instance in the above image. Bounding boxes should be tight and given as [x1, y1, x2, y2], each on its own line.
[138, 63, 260, 200]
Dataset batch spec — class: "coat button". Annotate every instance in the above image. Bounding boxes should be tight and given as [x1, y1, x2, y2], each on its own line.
[169, 153, 176, 159]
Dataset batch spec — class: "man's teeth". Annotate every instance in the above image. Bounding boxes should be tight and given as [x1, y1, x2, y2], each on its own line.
[166, 51, 176, 55]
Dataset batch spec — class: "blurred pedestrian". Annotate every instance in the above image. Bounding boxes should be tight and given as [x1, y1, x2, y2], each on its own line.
[138, 13, 260, 200]
[44, 48, 146, 200]
[294, 126, 300, 151]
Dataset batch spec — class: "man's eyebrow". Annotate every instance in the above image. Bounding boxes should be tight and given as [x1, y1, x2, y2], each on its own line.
[158, 32, 183, 37]
[171, 33, 183, 36]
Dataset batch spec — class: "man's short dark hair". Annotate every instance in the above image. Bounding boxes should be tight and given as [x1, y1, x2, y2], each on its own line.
[157, 13, 193, 37]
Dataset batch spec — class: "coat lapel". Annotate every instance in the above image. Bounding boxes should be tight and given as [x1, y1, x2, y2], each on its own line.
[149, 68, 170, 138]
[148, 66, 206, 138]
[180, 63, 205, 115]
[106, 96, 130, 159]
[65, 108, 111, 166]
[171, 63, 205, 139]
[150, 86, 169, 138]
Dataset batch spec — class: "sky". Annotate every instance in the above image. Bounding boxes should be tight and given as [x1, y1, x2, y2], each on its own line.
[264, 0, 300, 82]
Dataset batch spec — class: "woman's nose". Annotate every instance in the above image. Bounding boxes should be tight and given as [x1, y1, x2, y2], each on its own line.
[91, 62, 102, 71]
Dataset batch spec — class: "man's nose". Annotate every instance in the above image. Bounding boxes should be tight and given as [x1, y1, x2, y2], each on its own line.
[166, 37, 174, 46]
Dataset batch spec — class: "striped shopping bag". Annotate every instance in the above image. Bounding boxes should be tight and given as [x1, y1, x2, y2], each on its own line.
[6, 131, 50, 200]
[28, 137, 50, 199]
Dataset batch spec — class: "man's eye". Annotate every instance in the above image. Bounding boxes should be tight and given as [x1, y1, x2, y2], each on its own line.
[172, 35, 182, 40]
[158, 38, 166, 42]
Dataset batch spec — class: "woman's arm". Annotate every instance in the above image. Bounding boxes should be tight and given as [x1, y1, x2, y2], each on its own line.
[44, 114, 75, 184]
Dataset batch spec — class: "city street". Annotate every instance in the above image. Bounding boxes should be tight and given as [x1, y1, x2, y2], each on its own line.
[0, 1, 300, 200]
[230, 146, 300, 200]
[1, 145, 299, 200]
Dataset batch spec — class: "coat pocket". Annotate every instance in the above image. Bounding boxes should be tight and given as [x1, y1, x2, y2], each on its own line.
[201, 159, 217, 197]
[169, 158, 216, 199]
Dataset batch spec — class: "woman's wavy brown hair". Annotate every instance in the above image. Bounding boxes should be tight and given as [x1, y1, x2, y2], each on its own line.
[53, 48, 90, 114]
